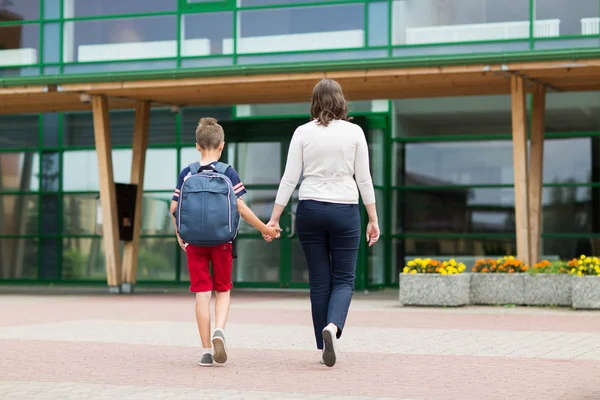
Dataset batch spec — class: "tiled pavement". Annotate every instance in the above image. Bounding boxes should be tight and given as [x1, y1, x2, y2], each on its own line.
[2, 290, 600, 399]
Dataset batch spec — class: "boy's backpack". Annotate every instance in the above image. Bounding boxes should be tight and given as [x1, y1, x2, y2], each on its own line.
[176, 161, 241, 247]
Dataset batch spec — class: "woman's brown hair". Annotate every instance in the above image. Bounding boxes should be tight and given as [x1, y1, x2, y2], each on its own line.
[310, 78, 349, 126]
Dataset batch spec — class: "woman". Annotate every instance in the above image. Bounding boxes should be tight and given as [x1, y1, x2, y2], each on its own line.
[265, 78, 380, 367]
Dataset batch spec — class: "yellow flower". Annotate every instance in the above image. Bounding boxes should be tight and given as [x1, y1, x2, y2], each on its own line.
[443, 261, 448, 266]
[449, 259, 457, 266]
[403, 267, 409, 274]
[594, 257, 599, 264]
[578, 271, 584, 276]
[581, 255, 586, 260]
[410, 270, 417, 275]
[578, 260, 584, 265]
[571, 268, 576, 274]
[585, 257, 592, 263]
[407, 260, 416, 267]
[458, 264, 466, 272]
[440, 269, 447, 275]
[508, 256, 514, 260]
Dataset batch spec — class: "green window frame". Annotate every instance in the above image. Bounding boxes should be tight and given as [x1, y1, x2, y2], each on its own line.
[179, 0, 235, 12]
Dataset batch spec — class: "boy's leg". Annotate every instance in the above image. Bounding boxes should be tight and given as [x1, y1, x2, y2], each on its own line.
[186, 245, 214, 366]
[211, 243, 234, 364]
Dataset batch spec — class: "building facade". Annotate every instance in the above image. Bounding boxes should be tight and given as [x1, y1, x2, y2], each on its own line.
[1, 0, 600, 290]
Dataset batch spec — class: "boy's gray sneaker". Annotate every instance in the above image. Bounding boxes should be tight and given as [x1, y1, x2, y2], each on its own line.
[212, 329, 228, 364]
[197, 353, 213, 367]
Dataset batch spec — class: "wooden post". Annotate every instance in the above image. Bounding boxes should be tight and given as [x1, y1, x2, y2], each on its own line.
[510, 75, 531, 266]
[121, 101, 150, 292]
[529, 84, 545, 265]
[92, 95, 122, 291]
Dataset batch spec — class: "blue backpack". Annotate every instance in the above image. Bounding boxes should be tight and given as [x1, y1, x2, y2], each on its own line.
[176, 161, 240, 247]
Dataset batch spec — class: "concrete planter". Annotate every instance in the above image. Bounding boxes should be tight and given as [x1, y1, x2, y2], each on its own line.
[523, 274, 572, 306]
[470, 273, 525, 305]
[399, 273, 471, 307]
[572, 276, 600, 309]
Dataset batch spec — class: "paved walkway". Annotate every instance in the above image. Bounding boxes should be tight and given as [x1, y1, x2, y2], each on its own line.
[1, 289, 600, 399]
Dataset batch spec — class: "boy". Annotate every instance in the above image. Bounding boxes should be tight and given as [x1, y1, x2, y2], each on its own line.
[170, 117, 281, 367]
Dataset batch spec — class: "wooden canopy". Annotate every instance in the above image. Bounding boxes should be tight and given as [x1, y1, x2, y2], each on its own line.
[2, 58, 600, 115]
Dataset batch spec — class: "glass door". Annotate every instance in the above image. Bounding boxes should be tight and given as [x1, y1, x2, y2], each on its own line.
[221, 118, 302, 288]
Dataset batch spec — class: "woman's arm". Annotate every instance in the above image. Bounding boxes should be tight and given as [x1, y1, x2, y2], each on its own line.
[271, 129, 303, 223]
[354, 127, 376, 217]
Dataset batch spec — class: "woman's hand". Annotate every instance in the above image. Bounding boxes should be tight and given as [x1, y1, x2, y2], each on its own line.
[366, 221, 380, 247]
[262, 220, 281, 242]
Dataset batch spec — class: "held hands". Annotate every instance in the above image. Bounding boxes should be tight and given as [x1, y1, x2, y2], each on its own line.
[366, 221, 380, 247]
[262, 220, 282, 243]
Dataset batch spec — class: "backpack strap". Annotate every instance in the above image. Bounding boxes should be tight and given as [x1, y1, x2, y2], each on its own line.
[213, 162, 231, 175]
[189, 161, 201, 174]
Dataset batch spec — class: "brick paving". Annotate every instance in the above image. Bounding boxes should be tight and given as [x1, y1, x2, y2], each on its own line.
[1, 290, 600, 399]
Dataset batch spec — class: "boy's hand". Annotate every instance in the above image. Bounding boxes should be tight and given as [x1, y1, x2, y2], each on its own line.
[176, 234, 187, 250]
[262, 222, 282, 242]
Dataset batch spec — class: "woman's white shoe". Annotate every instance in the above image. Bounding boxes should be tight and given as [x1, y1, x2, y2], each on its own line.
[321, 325, 337, 367]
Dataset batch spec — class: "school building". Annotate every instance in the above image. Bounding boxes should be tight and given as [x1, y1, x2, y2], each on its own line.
[2, 0, 600, 292]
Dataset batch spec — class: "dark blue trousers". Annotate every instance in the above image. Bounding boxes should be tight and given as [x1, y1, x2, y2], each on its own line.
[296, 200, 361, 350]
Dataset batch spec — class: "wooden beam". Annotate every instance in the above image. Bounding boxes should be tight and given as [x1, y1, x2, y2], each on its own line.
[92, 95, 122, 290]
[510, 75, 531, 266]
[529, 84, 546, 265]
[121, 101, 150, 289]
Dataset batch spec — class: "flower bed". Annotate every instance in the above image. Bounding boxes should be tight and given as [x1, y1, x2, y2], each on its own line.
[524, 260, 572, 306]
[399, 258, 470, 307]
[470, 257, 527, 305]
[569, 256, 600, 309]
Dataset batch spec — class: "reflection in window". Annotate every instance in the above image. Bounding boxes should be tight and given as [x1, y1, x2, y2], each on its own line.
[0, 195, 38, 236]
[369, 129, 385, 186]
[537, 0, 599, 37]
[228, 142, 282, 185]
[41, 195, 60, 235]
[137, 238, 177, 281]
[0, 152, 39, 192]
[63, 150, 132, 191]
[144, 149, 177, 190]
[62, 238, 105, 280]
[182, 12, 233, 56]
[68, 0, 177, 18]
[234, 239, 280, 282]
[63, 16, 177, 63]
[0, 0, 40, 21]
[0, 115, 39, 149]
[235, 4, 364, 55]
[396, 186, 597, 235]
[392, 0, 532, 45]
[0, 238, 38, 279]
[0, 24, 40, 68]
[141, 194, 176, 236]
[62, 194, 97, 235]
[41, 152, 60, 192]
[40, 239, 60, 280]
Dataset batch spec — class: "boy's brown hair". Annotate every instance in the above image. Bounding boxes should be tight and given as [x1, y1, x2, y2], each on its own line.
[195, 117, 224, 150]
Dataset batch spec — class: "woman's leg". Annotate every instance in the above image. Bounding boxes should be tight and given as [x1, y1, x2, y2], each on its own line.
[327, 204, 361, 338]
[296, 201, 331, 350]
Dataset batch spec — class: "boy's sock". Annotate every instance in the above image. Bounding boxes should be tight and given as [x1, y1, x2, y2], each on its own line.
[202, 347, 213, 355]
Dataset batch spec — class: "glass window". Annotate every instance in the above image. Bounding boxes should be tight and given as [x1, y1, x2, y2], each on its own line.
[392, 0, 531, 45]
[144, 149, 177, 190]
[40, 238, 59, 280]
[235, 4, 364, 55]
[393, 95, 513, 137]
[67, 0, 177, 18]
[237, 48, 387, 65]
[0, 24, 40, 68]
[233, 239, 280, 282]
[0, 115, 39, 149]
[41, 194, 60, 235]
[63, 16, 177, 63]
[137, 238, 177, 281]
[0, 153, 39, 192]
[148, 109, 177, 145]
[42, 113, 60, 148]
[396, 186, 596, 235]
[141, 193, 176, 236]
[63, 150, 132, 191]
[43, 22, 60, 63]
[180, 147, 201, 171]
[0, 0, 40, 20]
[227, 142, 282, 185]
[41, 152, 60, 192]
[235, 101, 377, 118]
[237, 190, 277, 233]
[62, 194, 97, 235]
[369, 129, 385, 186]
[240, 0, 340, 6]
[543, 236, 598, 261]
[44, 0, 61, 20]
[368, 2, 389, 47]
[182, 12, 233, 56]
[62, 238, 105, 280]
[0, 195, 38, 235]
[0, 238, 38, 279]
[536, 0, 599, 37]
[545, 92, 600, 132]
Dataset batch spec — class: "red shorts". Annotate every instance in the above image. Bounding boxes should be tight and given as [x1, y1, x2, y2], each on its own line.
[185, 243, 233, 293]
